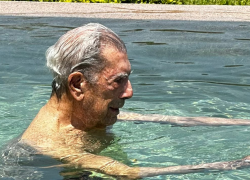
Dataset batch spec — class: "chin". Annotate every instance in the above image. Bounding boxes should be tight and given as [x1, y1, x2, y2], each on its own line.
[95, 125, 107, 129]
[95, 115, 117, 129]
[103, 116, 118, 126]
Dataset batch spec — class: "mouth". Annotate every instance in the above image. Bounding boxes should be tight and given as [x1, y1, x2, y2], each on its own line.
[109, 107, 120, 114]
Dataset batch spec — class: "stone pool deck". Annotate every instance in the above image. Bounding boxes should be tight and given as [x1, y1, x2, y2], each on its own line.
[0, 1, 250, 21]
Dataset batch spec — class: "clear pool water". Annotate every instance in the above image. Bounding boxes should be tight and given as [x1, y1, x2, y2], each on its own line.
[1, 16, 250, 179]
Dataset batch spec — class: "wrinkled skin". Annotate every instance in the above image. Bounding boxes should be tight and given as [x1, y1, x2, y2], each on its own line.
[73, 47, 133, 130]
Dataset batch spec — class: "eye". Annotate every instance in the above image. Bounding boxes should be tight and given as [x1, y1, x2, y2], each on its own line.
[114, 77, 123, 84]
[112, 77, 128, 89]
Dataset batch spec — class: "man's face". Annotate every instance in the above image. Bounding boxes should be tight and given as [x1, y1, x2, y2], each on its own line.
[81, 47, 133, 129]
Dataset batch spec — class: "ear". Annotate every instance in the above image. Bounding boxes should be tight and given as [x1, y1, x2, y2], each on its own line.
[68, 72, 86, 101]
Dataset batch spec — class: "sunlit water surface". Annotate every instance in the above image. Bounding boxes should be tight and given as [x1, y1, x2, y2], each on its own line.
[1, 16, 250, 179]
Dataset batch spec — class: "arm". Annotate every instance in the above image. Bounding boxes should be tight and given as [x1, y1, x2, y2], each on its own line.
[58, 152, 140, 179]
[56, 151, 250, 179]
[140, 155, 250, 177]
[118, 112, 250, 126]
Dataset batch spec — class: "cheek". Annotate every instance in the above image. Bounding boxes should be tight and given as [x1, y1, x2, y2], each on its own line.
[90, 96, 111, 116]
[103, 85, 124, 99]
[96, 101, 109, 113]
[87, 87, 117, 116]
[83, 99, 108, 127]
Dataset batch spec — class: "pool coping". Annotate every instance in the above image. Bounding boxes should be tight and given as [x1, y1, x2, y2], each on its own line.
[1, 1, 250, 22]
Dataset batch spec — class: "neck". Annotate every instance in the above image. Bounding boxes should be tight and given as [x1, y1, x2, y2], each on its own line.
[46, 93, 93, 131]
[45, 93, 74, 129]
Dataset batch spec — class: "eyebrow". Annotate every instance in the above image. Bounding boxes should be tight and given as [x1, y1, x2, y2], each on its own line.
[113, 72, 129, 79]
[107, 72, 130, 82]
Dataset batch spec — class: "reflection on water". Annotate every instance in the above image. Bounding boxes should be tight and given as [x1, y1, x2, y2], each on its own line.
[132, 41, 167, 45]
[0, 16, 250, 179]
[174, 80, 250, 87]
[0, 23, 75, 31]
[224, 64, 244, 67]
[120, 28, 144, 32]
[235, 38, 250, 41]
[150, 28, 225, 34]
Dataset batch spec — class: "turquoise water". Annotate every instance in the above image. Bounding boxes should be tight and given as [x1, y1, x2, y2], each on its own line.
[1, 16, 250, 179]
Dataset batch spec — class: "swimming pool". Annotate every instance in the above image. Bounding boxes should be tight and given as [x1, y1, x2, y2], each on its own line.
[1, 16, 250, 179]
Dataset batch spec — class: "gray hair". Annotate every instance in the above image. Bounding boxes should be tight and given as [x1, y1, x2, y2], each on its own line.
[46, 23, 127, 99]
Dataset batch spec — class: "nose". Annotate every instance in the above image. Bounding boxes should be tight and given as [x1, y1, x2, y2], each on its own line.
[120, 80, 133, 99]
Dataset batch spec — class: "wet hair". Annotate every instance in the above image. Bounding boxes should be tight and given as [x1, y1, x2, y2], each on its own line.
[46, 23, 127, 99]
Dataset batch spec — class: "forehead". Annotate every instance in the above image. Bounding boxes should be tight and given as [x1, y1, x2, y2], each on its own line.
[101, 47, 131, 76]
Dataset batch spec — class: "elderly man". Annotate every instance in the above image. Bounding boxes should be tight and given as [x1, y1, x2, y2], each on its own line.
[20, 23, 250, 179]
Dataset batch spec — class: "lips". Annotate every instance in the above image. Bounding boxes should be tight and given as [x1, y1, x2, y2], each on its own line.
[109, 101, 124, 114]
[109, 107, 120, 114]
